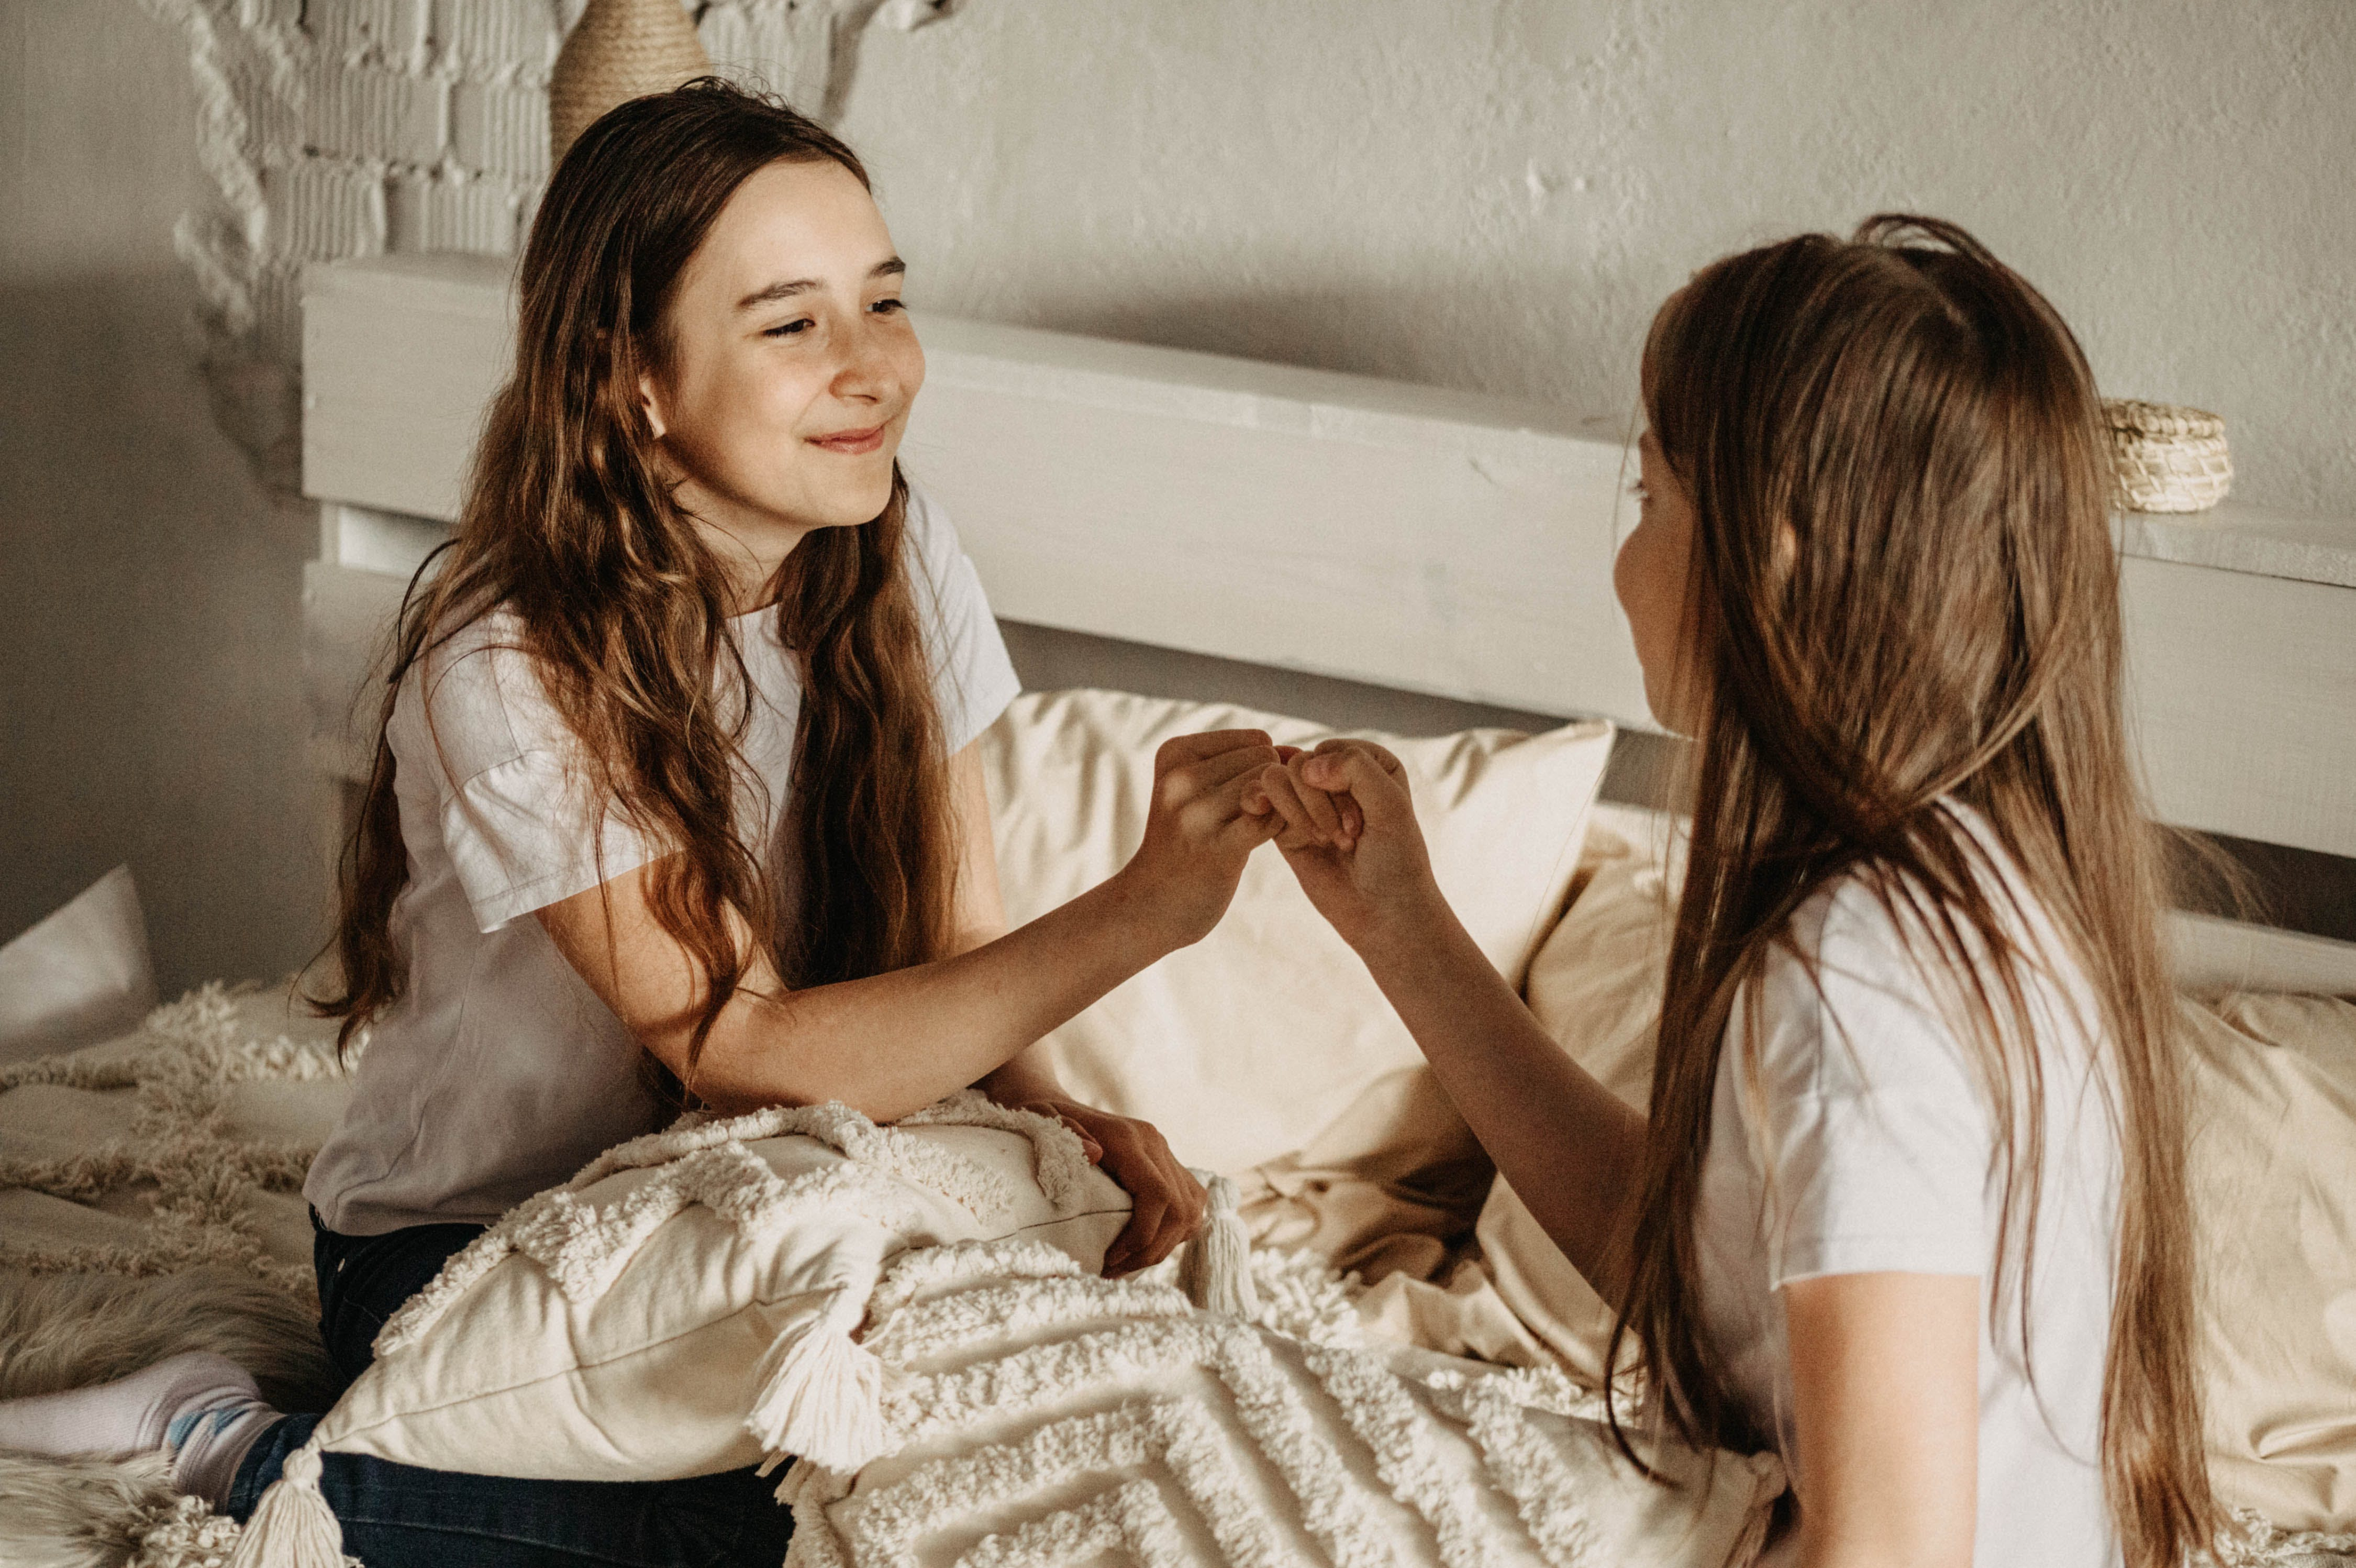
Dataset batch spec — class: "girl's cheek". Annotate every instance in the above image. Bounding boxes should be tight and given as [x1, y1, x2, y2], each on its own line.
[1612, 531, 1634, 621]
[1615, 519, 1668, 663]
[894, 335, 926, 403]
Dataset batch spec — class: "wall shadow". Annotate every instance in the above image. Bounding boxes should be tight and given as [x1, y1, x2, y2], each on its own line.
[0, 270, 322, 990]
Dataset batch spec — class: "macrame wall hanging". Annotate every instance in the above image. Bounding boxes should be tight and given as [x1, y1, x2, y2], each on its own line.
[137, 0, 971, 493]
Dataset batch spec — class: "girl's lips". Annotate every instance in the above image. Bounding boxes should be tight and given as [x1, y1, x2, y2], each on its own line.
[807, 425, 886, 455]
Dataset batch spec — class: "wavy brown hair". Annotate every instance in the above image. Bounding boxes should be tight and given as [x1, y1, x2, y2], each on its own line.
[313, 80, 958, 1089]
[1603, 216, 2213, 1563]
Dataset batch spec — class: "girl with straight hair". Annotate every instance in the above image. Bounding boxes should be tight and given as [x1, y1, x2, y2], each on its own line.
[1245, 217, 2214, 1566]
[0, 78, 1280, 1565]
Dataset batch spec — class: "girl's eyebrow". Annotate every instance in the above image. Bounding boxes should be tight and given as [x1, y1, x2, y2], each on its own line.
[734, 258, 906, 311]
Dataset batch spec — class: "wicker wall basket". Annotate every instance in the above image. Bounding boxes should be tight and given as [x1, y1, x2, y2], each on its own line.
[2104, 399, 2233, 514]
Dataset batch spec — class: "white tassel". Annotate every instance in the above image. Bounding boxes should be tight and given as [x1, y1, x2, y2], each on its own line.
[768, 1455, 840, 1505]
[224, 1439, 345, 1568]
[1180, 1169, 1258, 1319]
[744, 1289, 889, 1473]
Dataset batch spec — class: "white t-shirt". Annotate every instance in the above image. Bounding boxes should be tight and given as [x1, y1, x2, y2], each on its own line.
[306, 485, 1022, 1235]
[1692, 816, 2124, 1567]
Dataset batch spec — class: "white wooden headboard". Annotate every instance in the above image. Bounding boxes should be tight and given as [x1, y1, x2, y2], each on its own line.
[299, 255, 1648, 767]
[302, 253, 2356, 850]
[298, 252, 2356, 993]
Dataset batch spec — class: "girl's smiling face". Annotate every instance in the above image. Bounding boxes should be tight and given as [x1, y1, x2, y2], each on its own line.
[638, 156, 925, 601]
[1614, 427, 1706, 734]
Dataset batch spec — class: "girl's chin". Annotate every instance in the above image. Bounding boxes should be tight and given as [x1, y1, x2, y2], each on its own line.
[693, 464, 896, 537]
[798, 483, 895, 532]
[810, 457, 897, 517]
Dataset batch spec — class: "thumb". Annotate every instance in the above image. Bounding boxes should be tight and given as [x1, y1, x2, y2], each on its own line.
[1300, 743, 1411, 831]
[1221, 798, 1286, 855]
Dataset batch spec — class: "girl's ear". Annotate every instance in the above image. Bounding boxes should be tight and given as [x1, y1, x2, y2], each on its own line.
[637, 372, 670, 441]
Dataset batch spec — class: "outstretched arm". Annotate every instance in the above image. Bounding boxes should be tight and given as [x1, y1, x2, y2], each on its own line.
[943, 742, 1208, 1275]
[537, 731, 1279, 1129]
[1248, 740, 1647, 1302]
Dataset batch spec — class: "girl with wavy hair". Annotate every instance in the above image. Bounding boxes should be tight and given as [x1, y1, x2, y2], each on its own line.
[0, 79, 1278, 1564]
[1248, 217, 2213, 1566]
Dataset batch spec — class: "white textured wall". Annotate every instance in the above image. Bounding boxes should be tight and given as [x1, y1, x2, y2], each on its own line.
[6, 0, 2352, 987]
[836, 0, 2356, 517]
[123, 0, 898, 487]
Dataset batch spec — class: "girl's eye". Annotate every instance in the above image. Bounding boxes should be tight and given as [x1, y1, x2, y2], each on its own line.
[870, 297, 906, 316]
[762, 319, 813, 339]
[1627, 479, 1651, 504]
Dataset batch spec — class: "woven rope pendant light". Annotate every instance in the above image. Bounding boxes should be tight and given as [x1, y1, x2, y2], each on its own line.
[550, 0, 716, 165]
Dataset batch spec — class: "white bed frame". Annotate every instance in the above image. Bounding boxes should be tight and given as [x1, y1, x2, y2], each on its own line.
[297, 253, 2356, 990]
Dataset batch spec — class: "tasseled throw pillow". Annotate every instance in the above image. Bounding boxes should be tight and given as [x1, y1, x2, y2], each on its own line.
[228, 1092, 1136, 1568]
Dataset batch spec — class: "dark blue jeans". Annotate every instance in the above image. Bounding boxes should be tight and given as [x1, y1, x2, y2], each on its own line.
[224, 1212, 793, 1567]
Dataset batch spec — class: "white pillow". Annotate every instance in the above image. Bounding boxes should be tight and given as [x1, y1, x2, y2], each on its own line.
[781, 1238, 1783, 1568]
[0, 867, 158, 1066]
[231, 1094, 1132, 1563]
[982, 690, 1615, 1175]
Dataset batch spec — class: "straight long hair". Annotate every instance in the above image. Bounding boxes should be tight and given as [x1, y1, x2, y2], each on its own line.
[1605, 216, 2213, 1565]
[313, 80, 958, 1088]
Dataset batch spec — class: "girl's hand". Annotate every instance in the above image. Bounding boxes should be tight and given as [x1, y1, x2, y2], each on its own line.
[1011, 1097, 1207, 1276]
[1245, 739, 1445, 954]
[1117, 729, 1286, 949]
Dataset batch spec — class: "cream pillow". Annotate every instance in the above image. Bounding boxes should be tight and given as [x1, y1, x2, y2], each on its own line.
[229, 1094, 1132, 1565]
[2185, 991, 2356, 1530]
[982, 690, 1615, 1176]
[1492, 818, 2356, 1534]
[1474, 812, 1671, 1387]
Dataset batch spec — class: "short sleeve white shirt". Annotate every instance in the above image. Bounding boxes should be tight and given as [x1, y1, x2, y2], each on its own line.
[1692, 816, 2125, 1566]
[305, 485, 1022, 1234]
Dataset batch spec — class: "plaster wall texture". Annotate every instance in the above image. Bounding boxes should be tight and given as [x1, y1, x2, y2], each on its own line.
[1, 0, 321, 990]
[123, 0, 917, 487]
[834, 0, 2356, 518]
[5, 0, 2353, 985]
[0, 0, 826, 985]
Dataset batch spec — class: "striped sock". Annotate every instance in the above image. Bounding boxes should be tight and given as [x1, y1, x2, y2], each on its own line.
[0, 1350, 280, 1505]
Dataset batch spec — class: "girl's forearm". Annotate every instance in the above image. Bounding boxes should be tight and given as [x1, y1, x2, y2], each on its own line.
[546, 733, 1277, 1122]
[1355, 900, 1648, 1303]
[688, 868, 1179, 1121]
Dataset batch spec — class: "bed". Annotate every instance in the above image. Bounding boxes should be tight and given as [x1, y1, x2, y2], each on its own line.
[3, 251, 2353, 1566]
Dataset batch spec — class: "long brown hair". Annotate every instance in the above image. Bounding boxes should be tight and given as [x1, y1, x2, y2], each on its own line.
[1606, 216, 2213, 1562]
[314, 79, 958, 1088]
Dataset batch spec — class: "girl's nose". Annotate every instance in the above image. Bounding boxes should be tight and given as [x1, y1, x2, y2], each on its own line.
[831, 319, 893, 403]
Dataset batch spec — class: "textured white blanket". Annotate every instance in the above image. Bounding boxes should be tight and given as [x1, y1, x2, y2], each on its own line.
[3, 991, 2347, 1568]
[778, 1240, 1782, 1568]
